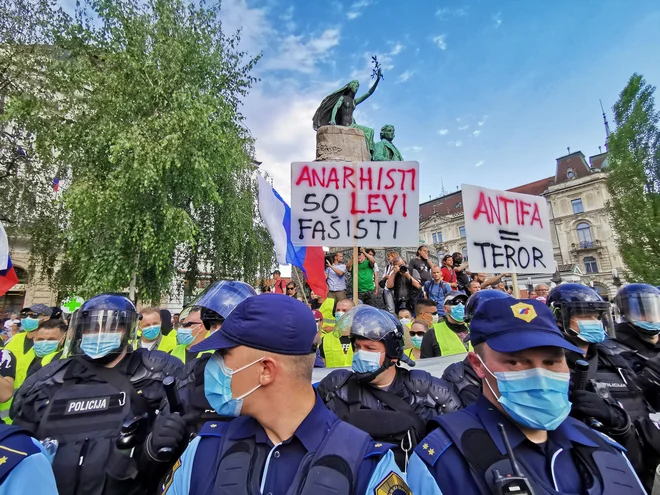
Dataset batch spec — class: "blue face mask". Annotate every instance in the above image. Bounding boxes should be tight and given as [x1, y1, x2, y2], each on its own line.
[176, 328, 195, 346]
[204, 354, 264, 417]
[410, 336, 423, 349]
[450, 303, 465, 322]
[352, 350, 382, 374]
[80, 332, 122, 360]
[479, 356, 571, 431]
[334, 311, 345, 320]
[633, 320, 660, 335]
[34, 340, 60, 358]
[21, 317, 39, 332]
[141, 325, 161, 340]
[576, 320, 605, 343]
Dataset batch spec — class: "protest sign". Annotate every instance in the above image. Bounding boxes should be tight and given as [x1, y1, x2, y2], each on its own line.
[291, 162, 420, 247]
[462, 184, 554, 274]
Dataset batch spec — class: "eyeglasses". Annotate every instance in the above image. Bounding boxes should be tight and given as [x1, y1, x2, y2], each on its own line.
[409, 331, 425, 337]
[315, 319, 322, 323]
[445, 300, 464, 306]
[287, 287, 295, 290]
[181, 321, 203, 328]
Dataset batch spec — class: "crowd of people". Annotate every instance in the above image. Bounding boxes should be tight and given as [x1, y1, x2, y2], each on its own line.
[0, 270, 659, 494]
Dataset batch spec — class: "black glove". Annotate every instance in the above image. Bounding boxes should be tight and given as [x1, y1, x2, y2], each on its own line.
[570, 390, 628, 430]
[146, 412, 187, 461]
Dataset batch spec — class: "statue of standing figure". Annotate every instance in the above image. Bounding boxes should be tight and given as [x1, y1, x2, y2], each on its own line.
[373, 125, 403, 161]
[312, 62, 383, 157]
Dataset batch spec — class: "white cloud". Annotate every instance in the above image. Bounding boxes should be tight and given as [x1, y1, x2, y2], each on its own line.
[279, 5, 295, 32]
[458, 125, 469, 131]
[438, 129, 449, 135]
[493, 12, 502, 28]
[475, 160, 484, 168]
[411, 146, 423, 152]
[478, 115, 488, 126]
[390, 43, 404, 55]
[455, 140, 463, 147]
[263, 29, 341, 74]
[436, 7, 468, 20]
[347, 0, 372, 20]
[397, 70, 414, 83]
[473, 130, 481, 136]
[216, 0, 272, 55]
[433, 34, 448, 50]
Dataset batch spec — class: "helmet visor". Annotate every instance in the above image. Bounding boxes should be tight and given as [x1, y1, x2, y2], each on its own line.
[65, 309, 137, 357]
[333, 306, 400, 340]
[187, 281, 257, 319]
[620, 292, 660, 323]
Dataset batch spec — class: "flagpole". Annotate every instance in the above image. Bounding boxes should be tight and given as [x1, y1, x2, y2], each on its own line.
[293, 268, 309, 305]
[352, 162, 359, 303]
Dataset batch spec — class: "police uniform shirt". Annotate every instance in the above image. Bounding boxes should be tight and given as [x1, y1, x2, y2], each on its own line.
[0, 350, 16, 381]
[0, 434, 58, 495]
[164, 395, 407, 495]
[408, 395, 627, 494]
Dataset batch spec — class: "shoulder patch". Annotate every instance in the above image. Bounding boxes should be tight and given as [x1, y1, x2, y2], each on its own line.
[198, 421, 229, 438]
[161, 458, 181, 494]
[364, 441, 395, 459]
[593, 429, 626, 452]
[374, 471, 411, 495]
[414, 428, 452, 467]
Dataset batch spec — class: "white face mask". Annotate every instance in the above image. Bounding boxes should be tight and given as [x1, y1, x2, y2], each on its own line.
[431, 314, 439, 324]
[139, 339, 158, 351]
[399, 318, 412, 325]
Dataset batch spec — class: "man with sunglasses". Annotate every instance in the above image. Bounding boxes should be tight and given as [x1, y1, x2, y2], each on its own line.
[420, 292, 470, 359]
[169, 308, 212, 364]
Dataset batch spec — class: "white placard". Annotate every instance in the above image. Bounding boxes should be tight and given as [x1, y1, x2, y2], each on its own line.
[291, 161, 420, 247]
[462, 184, 555, 274]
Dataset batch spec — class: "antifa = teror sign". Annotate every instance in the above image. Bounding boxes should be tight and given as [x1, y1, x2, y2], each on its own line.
[291, 162, 420, 247]
[462, 183, 555, 274]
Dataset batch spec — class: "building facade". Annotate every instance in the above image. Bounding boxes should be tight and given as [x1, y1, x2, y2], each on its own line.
[419, 150, 626, 299]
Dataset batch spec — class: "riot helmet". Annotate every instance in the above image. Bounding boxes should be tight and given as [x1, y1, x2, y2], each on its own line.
[465, 289, 512, 323]
[615, 284, 660, 335]
[66, 293, 138, 364]
[547, 284, 611, 344]
[187, 280, 257, 331]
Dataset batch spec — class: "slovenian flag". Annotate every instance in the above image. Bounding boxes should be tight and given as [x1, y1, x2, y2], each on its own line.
[0, 222, 19, 297]
[52, 177, 60, 192]
[258, 176, 328, 298]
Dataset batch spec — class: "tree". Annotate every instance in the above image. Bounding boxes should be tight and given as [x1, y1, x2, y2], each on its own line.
[11, 0, 275, 302]
[606, 73, 660, 284]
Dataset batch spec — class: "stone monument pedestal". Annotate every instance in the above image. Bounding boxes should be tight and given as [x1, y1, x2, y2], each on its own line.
[315, 125, 371, 162]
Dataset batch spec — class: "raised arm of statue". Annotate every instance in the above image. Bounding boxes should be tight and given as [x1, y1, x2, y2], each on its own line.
[330, 96, 344, 125]
[355, 70, 382, 106]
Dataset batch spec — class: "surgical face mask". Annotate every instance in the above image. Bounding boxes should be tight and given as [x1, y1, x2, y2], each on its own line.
[576, 320, 605, 343]
[34, 340, 60, 358]
[176, 327, 196, 346]
[352, 350, 382, 374]
[80, 332, 123, 360]
[399, 318, 412, 325]
[431, 314, 439, 324]
[139, 339, 158, 351]
[478, 355, 571, 431]
[633, 320, 660, 335]
[204, 354, 264, 417]
[450, 303, 465, 322]
[410, 336, 423, 349]
[21, 317, 39, 332]
[141, 325, 161, 341]
[335, 311, 345, 320]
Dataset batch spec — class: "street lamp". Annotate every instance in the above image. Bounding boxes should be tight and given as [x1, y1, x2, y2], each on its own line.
[612, 269, 622, 288]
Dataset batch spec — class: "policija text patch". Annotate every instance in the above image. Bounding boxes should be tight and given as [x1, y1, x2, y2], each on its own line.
[65, 397, 111, 414]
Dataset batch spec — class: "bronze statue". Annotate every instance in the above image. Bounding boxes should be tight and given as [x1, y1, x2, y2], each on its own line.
[312, 57, 383, 157]
[373, 125, 403, 161]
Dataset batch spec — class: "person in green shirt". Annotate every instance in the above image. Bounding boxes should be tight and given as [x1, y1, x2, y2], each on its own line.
[347, 247, 377, 306]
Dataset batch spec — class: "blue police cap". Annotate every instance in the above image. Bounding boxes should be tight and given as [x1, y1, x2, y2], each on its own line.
[191, 294, 317, 355]
[469, 298, 582, 354]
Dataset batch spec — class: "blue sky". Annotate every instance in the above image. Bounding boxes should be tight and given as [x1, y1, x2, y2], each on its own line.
[222, 0, 660, 204]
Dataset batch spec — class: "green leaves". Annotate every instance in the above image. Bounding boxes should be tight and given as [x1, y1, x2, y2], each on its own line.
[6, 0, 275, 302]
[606, 73, 660, 284]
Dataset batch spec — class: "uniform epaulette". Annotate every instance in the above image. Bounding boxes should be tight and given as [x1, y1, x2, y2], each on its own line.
[198, 420, 229, 438]
[363, 441, 395, 459]
[414, 428, 452, 467]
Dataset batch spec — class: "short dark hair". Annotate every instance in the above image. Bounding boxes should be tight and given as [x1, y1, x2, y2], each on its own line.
[37, 319, 68, 333]
[415, 298, 437, 314]
[287, 281, 297, 288]
[273, 270, 281, 275]
[366, 248, 376, 256]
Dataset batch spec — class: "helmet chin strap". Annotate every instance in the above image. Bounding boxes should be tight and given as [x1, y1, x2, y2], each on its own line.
[355, 356, 395, 383]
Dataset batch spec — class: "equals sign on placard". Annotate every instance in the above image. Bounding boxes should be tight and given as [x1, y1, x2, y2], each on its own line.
[499, 230, 520, 242]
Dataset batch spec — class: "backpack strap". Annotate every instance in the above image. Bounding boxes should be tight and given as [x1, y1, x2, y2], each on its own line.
[0, 426, 41, 485]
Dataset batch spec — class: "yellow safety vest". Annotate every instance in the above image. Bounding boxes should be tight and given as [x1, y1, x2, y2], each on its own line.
[169, 344, 212, 364]
[41, 350, 61, 366]
[2, 333, 36, 424]
[403, 347, 416, 361]
[319, 298, 336, 331]
[432, 321, 473, 356]
[159, 331, 177, 353]
[322, 333, 353, 368]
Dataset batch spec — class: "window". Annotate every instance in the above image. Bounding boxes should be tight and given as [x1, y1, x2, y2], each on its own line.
[567, 169, 575, 179]
[584, 256, 598, 273]
[432, 231, 443, 244]
[576, 222, 593, 248]
[459, 226, 466, 238]
[571, 198, 584, 214]
[461, 247, 468, 260]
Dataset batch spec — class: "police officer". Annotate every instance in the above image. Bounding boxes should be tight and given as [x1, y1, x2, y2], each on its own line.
[170, 280, 257, 434]
[0, 423, 58, 494]
[615, 283, 660, 359]
[442, 290, 512, 407]
[317, 305, 460, 469]
[11, 293, 186, 495]
[407, 297, 646, 494]
[163, 294, 410, 495]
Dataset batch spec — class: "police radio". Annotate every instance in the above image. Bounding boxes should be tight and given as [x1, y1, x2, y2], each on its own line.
[492, 423, 535, 495]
